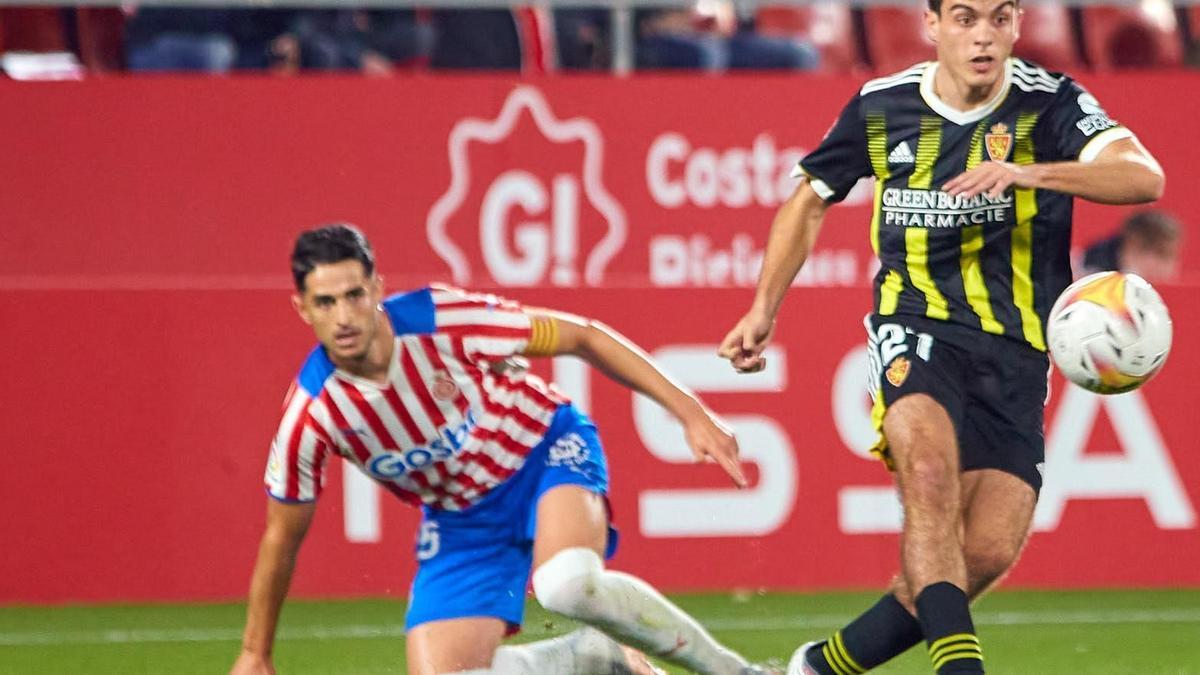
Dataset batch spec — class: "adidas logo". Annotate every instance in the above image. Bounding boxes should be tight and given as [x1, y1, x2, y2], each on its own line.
[888, 141, 915, 164]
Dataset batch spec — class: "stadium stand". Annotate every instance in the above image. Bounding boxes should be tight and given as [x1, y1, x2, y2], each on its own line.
[755, 3, 861, 73]
[862, 4, 933, 73]
[1011, 2, 1080, 71]
[1082, 3, 1183, 69]
[2, 2, 1198, 76]
[75, 8, 125, 72]
[0, 7, 69, 52]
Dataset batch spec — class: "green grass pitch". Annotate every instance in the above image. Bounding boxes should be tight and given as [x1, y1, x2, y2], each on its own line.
[3, 589, 1198, 674]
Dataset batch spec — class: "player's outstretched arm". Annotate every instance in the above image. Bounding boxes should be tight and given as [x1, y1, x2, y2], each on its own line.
[718, 179, 830, 373]
[230, 499, 317, 675]
[943, 138, 1164, 205]
[523, 310, 748, 488]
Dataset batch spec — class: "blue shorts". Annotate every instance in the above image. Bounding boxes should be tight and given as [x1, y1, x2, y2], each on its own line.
[404, 404, 617, 631]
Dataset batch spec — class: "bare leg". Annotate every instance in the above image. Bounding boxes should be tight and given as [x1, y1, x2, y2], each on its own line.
[407, 617, 507, 675]
[890, 468, 1038, 610]
[884, 394, 967, 598]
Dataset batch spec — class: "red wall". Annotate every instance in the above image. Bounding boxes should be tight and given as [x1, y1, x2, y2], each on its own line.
[0, 74, 1196, 603]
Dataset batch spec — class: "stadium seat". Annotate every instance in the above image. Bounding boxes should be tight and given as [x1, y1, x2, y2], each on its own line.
[1012, 2, 1080, 72]
[756, 4, 861, 72]
[863, 5, 934, 74]
[1188, 5, 1200, 55]
[1082, 3, 1183, 69]
[0, 8, 69, 53]
[75, 8, 126, 73]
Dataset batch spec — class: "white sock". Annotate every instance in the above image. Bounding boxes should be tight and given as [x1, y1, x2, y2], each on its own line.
[532, 548, 750, 675]
[448, 627, 637, 674]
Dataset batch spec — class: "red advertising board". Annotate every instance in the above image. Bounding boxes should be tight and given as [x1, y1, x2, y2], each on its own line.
[0, 74, 1196, 603]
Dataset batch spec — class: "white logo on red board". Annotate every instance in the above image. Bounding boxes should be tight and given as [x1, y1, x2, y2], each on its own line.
[426, 86, 627, 287]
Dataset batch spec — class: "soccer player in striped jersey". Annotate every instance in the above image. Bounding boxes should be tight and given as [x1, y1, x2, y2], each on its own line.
[232, 224, 770, 675]
[719, 1, 1164, 674]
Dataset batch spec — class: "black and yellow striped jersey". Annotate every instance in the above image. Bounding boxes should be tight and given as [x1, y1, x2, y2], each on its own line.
[799, 58, 1134, 351]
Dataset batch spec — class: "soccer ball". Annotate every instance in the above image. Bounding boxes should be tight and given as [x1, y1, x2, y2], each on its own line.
[1047, 271, 1172, 394]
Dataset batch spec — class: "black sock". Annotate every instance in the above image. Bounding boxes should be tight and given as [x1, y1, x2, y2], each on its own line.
[805, 594, 924, 675]
[915, 582, 984, 674]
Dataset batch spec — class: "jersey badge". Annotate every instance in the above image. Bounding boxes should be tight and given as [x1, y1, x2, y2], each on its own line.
[985, 122, 1013, 162]
[886, 356, 911, 387]
[432, 373, 460, 401]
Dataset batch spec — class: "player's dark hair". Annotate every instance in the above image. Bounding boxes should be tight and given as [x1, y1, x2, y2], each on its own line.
[1122, 210, 1182, 248]
[291, 223, 376, 291]
[928, 0, 1020, 14]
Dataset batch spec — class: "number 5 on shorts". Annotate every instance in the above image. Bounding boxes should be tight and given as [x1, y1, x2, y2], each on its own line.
[417, 521, 440, 561]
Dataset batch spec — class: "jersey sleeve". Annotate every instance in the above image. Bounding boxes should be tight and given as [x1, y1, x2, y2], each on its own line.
[264, 384, 333, 503]
[794, 92, 872, 203]
[1040, 78, 1134, 162]
[430, 284, 533, 361]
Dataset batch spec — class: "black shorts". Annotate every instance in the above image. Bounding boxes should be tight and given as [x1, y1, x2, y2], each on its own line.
[865, 313, 1050, 492]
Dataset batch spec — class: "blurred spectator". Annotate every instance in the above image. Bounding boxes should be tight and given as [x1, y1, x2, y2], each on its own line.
[127, 8, 431, 75]
[1080, 209, 1183, 282]
[430, 10, 522, 70]
[636, 1, 819, 71]
[125, 8, 236, 73]
[556, 8, 611, 70]
[276, 10, 431, 73]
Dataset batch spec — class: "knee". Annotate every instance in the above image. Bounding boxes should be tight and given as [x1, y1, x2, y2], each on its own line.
[965, 542, 1020, 595]
[532, 547, 605, 620]
[887, 397, 958, 497]
[899, 451, 958, 506]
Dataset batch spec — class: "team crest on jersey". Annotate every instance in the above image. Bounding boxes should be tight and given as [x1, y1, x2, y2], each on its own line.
[432, 374, 459, 401]
[985, 123, 1013, 162]
[886, 356, 911, 387]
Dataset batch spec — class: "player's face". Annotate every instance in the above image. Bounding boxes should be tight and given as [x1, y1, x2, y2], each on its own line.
[293, 260, 384, 363]
[1123, 240, 1181, 282]
[927, 0, 1020, 90]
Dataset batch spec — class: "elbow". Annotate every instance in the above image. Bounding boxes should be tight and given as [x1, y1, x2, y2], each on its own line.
[1131, 156, 1165, 203]
[1113, 167, 1164, 205]
[1144, 172, 1165, 202]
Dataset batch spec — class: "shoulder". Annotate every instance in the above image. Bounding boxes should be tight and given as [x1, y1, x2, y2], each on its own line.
[296, 345, 335, 399]
[1010, 58, 1067, 95]
[381, 286, 437, 335]
[860, 62, 929, 97]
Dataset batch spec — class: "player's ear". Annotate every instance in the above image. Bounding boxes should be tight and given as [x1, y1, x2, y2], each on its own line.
[291, 293, 313, 325]
[924, 9, 939, 42]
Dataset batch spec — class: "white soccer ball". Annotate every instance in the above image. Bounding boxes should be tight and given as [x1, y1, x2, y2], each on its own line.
[1047, 271, 1172, 394]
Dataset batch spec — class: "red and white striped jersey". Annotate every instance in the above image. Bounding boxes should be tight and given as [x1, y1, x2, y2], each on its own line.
[264, 285, 567, 511]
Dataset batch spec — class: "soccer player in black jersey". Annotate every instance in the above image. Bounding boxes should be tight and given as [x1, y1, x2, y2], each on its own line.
[719, 1, 1164, 674]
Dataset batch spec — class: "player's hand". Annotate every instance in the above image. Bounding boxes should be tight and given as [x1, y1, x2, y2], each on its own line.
[718, 309, 775, 373]
[683, 410, 748, 488]
[944, 161, 1042, 199]
[230, 651, 275, 675]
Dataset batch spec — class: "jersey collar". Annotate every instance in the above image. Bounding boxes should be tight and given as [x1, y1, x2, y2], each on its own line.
[920, 58, 1013, 126]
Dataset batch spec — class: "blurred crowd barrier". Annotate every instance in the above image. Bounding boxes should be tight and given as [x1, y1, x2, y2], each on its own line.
[0, 0, 1196, 79]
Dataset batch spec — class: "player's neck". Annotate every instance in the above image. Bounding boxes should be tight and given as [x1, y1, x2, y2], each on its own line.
[932, 66, 1004, 112]
[332, 311, 395, 384]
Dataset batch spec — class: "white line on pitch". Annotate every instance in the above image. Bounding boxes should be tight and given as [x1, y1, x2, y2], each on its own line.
[3, 609, 1200, 646]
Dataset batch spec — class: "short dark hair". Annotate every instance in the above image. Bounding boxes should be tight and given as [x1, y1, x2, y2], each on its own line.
[928, 0, 1019, 15]
[1122, 210, 1182, 249]
[291, 223, 376, 291]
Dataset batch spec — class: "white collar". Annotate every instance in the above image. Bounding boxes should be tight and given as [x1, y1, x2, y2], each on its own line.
[920, 58, 1013, 126]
